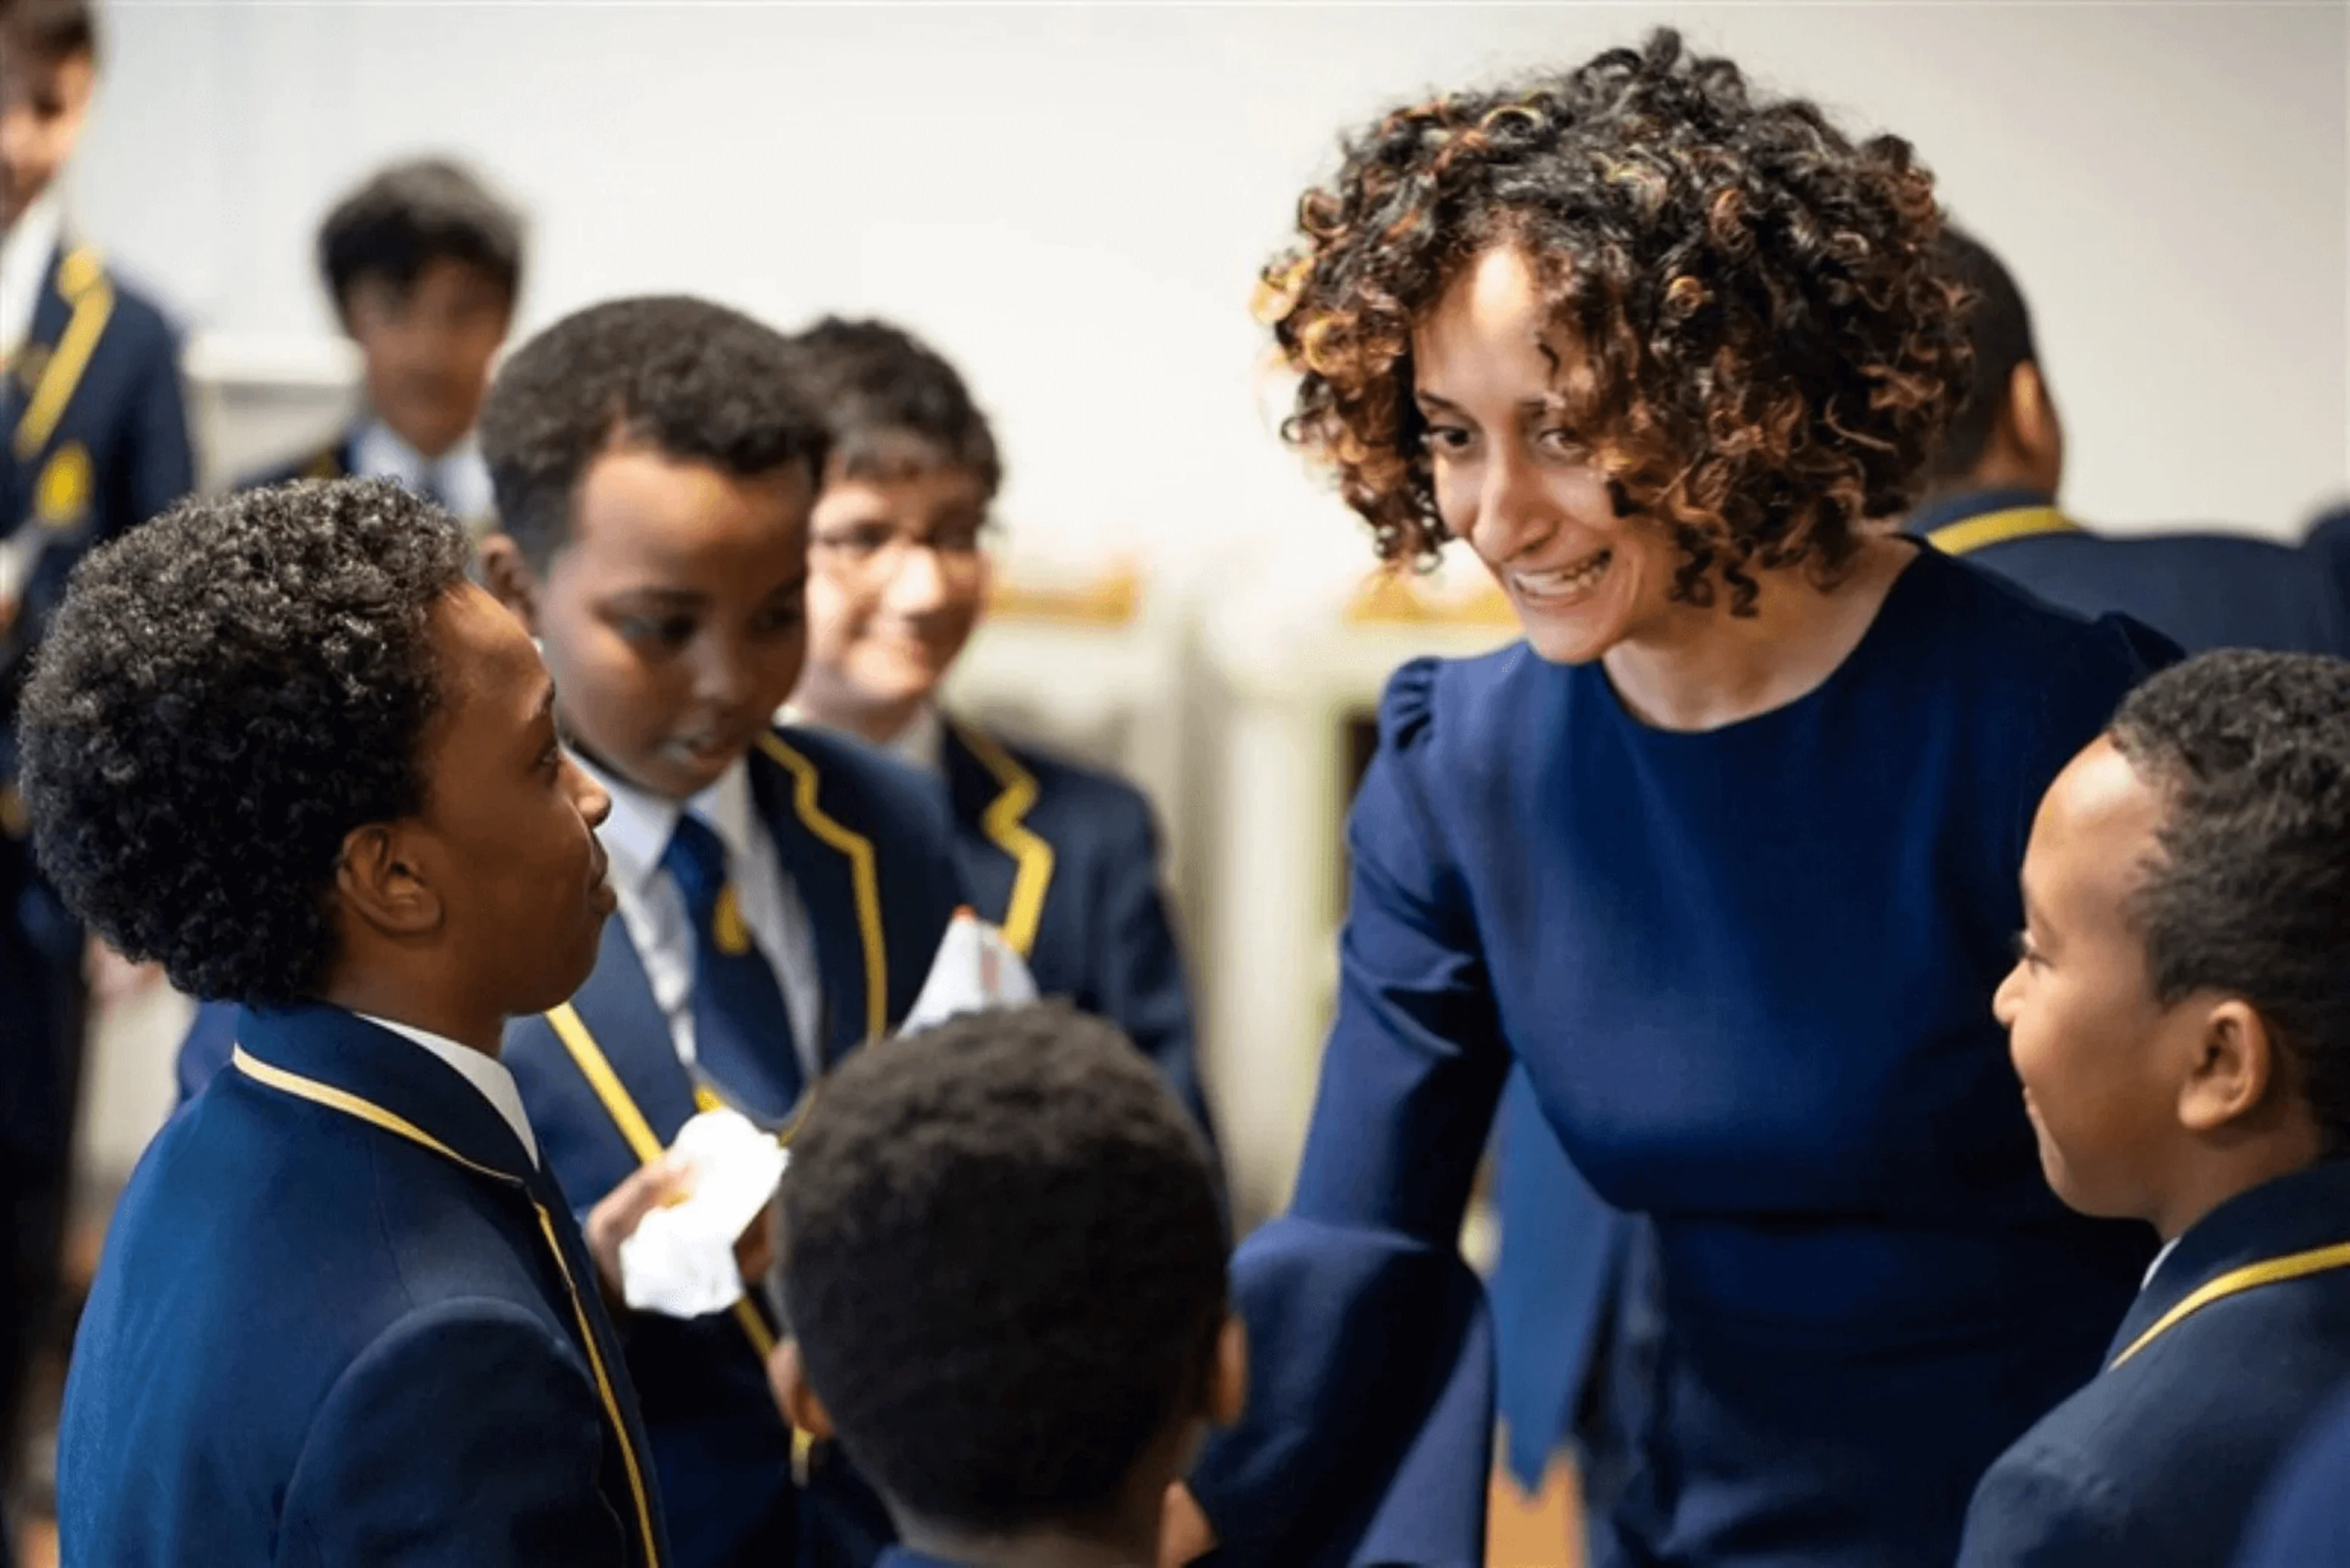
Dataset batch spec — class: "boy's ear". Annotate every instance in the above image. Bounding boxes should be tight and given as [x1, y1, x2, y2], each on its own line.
[766, 1338, 835, 1441]
[477, 534, 542, 636]
[334, 822, 445, 939]
[1206, 1313, 1247, 1428]
[2178, 998, 2278, 1135]
[2001, 360, 2065, 494]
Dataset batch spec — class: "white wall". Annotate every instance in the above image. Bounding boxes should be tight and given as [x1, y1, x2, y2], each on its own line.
[67, 1, 2349, 592]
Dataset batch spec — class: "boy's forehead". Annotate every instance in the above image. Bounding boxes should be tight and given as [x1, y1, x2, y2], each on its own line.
[427, 584, 544, 716]
[2032, 737, 2168, 904]
[565, 443, 813, 564]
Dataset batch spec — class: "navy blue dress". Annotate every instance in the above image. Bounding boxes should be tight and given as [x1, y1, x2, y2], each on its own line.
[1190, 547, 2168, 1568]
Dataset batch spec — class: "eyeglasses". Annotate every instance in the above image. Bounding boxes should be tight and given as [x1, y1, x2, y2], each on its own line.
[808, 520, 993, 583]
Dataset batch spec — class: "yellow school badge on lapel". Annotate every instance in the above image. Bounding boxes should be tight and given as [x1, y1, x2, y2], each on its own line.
[713, 884, 753, 956]
[35, 443, 93, 530]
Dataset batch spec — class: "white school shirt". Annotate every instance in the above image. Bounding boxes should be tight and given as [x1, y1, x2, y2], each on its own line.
[574, 751, 825, 1086]
[353, 1010, 540, 1167]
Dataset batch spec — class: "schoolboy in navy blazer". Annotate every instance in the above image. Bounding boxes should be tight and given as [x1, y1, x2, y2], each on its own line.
[236, 158, 518, 537]
[27, 479, 668, 1566]
[1958, 651, 2350, 1568]
[781, 317, 1215, 1144]
[1907, 229, 2346, 655]
[475, 297, 967, 1568]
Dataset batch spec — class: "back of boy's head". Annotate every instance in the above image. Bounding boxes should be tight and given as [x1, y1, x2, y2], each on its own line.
[317, 157, 524, 324]
[780, 1001, 1226, 1535]
[479, 294, 829, 570]
[2108, 651, 2350, 1143]
[786, 316, 1001, 497]
[0, 0, 97, 65]
[18, 479, 468, 1007]
[1928, 226, 2039, 486]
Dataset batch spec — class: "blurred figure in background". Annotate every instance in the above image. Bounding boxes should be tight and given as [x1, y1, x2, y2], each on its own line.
[1, 0, 192, 1549]
[245, 157, 520, 537]
[1909, 227, 2349, 655]
[782, 317, 1217, 1148]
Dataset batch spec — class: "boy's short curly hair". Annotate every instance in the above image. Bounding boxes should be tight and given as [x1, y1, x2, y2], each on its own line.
[1263, 28, 1968, 612]
[479, 295, 829, 569]
[318, 157, 525, 322]
[18, 479, 469, 1006]
[779, 1001, 1227, 1535]
[785, 317, 1002, 498]
[2108, 651, 2350, 1146]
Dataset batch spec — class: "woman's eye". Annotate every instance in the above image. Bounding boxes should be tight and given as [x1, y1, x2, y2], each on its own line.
[1424, 426, 1472, 453]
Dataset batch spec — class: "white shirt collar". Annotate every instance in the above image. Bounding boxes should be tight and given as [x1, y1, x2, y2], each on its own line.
[882, 703, 944, 777]
[2144, 1236, 2182, 1290]
[351, 1010, 540, 1167]
[350, 419, 494, 521]
[0, 188, 66, 367]
[574, 749, 758, 895]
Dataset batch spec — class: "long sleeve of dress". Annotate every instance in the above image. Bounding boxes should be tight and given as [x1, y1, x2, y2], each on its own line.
[1190, 661, 1508, 1567]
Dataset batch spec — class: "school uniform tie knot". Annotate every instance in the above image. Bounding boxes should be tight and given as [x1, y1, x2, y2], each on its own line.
[661, 813, 800, 1124]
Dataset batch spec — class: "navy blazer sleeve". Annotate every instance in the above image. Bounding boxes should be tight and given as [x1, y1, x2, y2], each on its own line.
[1188, 662, 1503, 1568]
[279, 1299, 632, 1567]
[1958, 1441, 2138, 1568]
[1088, 787, 1216, 1149]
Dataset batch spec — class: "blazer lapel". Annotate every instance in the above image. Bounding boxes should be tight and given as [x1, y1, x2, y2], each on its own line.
[561, 916, 703, 1148]
[940, 723, 1020, 928]
[750, 737, 873, 1067]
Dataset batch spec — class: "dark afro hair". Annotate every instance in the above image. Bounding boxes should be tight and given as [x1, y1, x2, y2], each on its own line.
[479, 294, 829, 569]
[18, 479, 469, 1006]
[0, 0, 97, 65]
[785, 317, 1002, 498]
[1928, 225, 2039, 485]
[318, 157, 524, 324]
[1261, 28, 1969, 613]
[2107, 651, 2350, 1146]
[779, 1001, 1227, 1536]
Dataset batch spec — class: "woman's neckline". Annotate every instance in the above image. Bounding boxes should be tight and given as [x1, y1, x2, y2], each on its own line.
[1590, 538, 1932, 739]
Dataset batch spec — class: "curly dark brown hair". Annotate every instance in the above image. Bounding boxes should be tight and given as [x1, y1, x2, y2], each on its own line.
[1263, 29, 1969, 612]
[18, 479, 468, 1006]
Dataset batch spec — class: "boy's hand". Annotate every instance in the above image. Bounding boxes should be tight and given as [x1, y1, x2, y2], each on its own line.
[584, 1155, 696, 1299]
[1157, 1482, 1215, 1567]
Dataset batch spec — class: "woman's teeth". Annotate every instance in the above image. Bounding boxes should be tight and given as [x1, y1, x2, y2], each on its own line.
[1512, 550, 1611, 600]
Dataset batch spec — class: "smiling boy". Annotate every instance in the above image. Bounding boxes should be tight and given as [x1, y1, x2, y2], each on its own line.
[1959, 649, 2350, 1568]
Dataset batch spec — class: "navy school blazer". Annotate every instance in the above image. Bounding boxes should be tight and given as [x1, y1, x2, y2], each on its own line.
[502, 726, 966, 1568]
[1958, 1158, 2350, 1568]
[936, 717, 1215, 1145]
[62, 1002, 668, 1566]
[1911, 488, 2350, 656]
[1, 243, 193, 749]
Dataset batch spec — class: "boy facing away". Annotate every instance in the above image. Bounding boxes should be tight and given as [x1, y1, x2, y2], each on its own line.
[771, 1000, 1243, 1568]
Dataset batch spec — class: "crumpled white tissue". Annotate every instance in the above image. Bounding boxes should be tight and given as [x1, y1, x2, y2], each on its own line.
[617, 1107, 788, 1319]
[901, 908, 1039, 1033]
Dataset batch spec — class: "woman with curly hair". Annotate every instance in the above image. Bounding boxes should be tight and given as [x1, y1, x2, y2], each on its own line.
[1167, 32, 2172, 1568]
